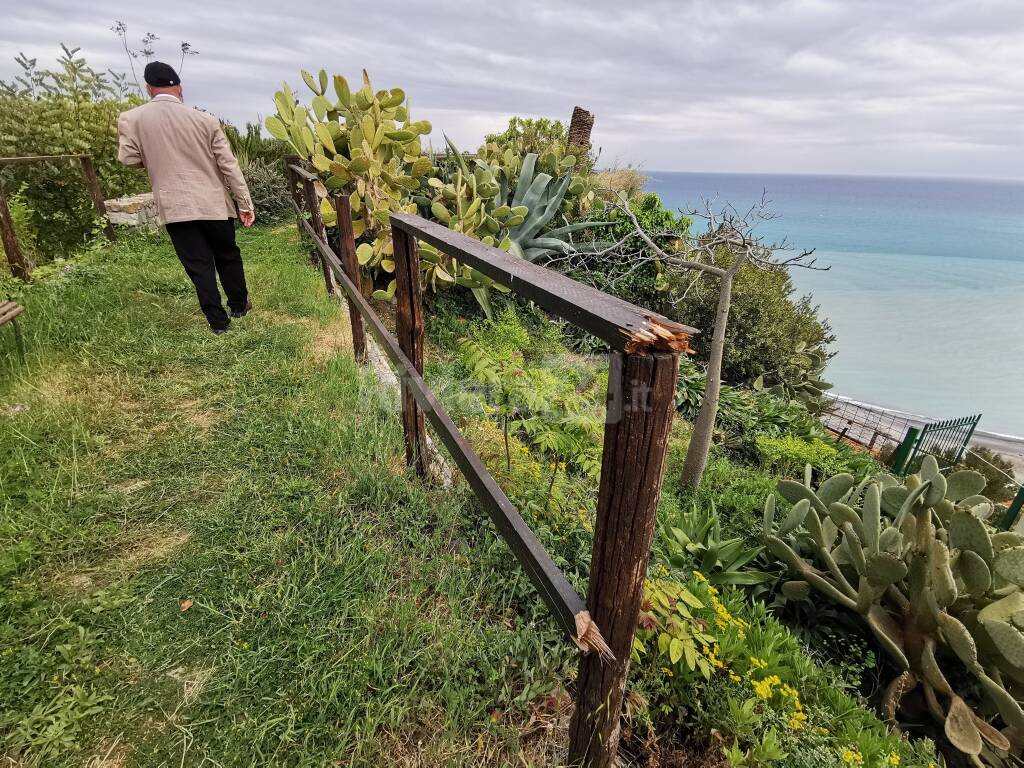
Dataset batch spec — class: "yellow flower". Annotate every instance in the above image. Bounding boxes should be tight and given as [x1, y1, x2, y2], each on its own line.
[729, 672, 741, 683]
[789, 711, 807, 730]
[887, 754, 900, 766]
[841, 749, 864, 765]
[693, 571, 707, 582]
[751, 678, 773, 700]
[818, 727, 830, 736]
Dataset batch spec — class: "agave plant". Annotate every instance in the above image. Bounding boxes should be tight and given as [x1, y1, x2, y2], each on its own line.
[434, 138, 608, 263]
[658, 502, 775, 590]
[764, 457, 1024, 765]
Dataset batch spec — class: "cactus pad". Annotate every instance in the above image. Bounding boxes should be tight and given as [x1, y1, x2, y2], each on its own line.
[817, 473, 855, 506]
[866, 552, 908, 586]
[949, 510, 994, 565]
[939, 612, 979, 667]
[881, 486, 909, 516]
[930, 539, 958, 607]
[828, 502, 865, 541]
[945, 469, 987, 502]
[992, 532, 1024, 552]
[984, 620, 1024, 669]
[878, 526, 903, 554]
[781, 580, 811, 600]
[979, 592, 1024, 624]
[778, 498, 810, 535]
[958, 550, 991, 597]
[778, 479, 827, 516]
[994, 546, 1024, 587]
[944, 696, 983, 757]
[862, 483, 881, 555]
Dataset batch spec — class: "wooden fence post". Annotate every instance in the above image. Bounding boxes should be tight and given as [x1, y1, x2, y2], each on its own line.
[0, 185, 32, 280]
[284, 156, 304, 231]
[300, 178, 338, 295]
[568, 350, 680, 768]
[392, 226, 427, 477]
[78, 155, 115, 241]
[331, 193, 367, 363]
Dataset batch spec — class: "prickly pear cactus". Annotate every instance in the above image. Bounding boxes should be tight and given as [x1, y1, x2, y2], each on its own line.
[763, 456, 1024, 765]
[267, 70, 435, 302]
[268, 71, 605, 317]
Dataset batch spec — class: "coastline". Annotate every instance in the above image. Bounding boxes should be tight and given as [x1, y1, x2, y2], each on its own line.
[829, 394, 1024, 481]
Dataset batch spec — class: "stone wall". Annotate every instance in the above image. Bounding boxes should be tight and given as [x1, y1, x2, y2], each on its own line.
[105, 193, 159, 230]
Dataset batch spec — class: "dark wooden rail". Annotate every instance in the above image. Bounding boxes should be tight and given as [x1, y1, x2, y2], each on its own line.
[0, 154, 116, 280]
[390, 214, 695, 353]
[286, 161, 696, 767]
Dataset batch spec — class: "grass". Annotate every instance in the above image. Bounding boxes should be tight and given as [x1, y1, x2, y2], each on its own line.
[0, 225, 570, 766]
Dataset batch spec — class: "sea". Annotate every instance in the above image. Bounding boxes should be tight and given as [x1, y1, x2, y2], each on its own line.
[645, 172, 1024, 439]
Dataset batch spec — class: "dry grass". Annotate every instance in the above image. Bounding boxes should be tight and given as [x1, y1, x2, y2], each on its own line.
[172, 398, 220, 432]
[311, 312, 353, 364]
[53, 529, 191, 595]
[592, 167, 648, 200]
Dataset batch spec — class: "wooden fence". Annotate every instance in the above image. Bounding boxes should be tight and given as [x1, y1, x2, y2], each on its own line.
[285, 159, 697, 766]
[0, 154, 116, 280]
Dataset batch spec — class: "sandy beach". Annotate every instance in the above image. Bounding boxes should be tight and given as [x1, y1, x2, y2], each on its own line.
[824, 395, 1024, 482]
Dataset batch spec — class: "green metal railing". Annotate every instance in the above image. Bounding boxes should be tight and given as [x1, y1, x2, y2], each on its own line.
[1000, 486, 1024, 531]
[889, 413, 981, 474]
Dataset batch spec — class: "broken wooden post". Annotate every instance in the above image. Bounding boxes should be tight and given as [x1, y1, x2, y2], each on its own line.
[331, 193, 367, 363]
[0, 185, 32, 281]
[300, 176, 337, 295]
[568, 106, 595, 150]
[78, 155, 115, 241]
[391, 226, 427, 477]
[568, 350, 680, 768]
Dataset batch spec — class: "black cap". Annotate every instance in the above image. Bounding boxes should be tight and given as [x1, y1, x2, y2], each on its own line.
[144, 61, 180, 87]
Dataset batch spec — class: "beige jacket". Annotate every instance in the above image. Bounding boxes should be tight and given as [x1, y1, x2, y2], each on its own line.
[117, 94, 252, 225]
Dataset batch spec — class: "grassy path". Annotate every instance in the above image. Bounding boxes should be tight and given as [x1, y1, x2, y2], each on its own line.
[1, 226, 562, 766]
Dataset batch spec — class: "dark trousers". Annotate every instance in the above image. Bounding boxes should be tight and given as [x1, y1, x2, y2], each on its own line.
[165, 219, 248, 330]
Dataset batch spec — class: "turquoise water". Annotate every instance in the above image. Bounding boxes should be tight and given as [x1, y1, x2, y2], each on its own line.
[646, 172, 1024, 437]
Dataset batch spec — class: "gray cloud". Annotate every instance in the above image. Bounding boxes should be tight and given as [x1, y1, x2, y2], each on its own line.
[2, 0, 1022, 178]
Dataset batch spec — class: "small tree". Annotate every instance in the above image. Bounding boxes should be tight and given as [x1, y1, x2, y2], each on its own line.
[567, 193, 825, 487]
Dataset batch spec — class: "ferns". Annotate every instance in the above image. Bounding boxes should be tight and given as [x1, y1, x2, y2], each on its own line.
[457, 338, 603, 486]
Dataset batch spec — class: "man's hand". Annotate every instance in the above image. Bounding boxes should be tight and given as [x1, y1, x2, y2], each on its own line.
[240, 210, 255, 228]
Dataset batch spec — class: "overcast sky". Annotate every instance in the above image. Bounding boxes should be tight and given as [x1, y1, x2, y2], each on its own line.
[3, 0, 1023, 179]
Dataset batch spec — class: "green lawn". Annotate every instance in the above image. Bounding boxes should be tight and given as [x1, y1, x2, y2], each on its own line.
[0, 225, 567, 766]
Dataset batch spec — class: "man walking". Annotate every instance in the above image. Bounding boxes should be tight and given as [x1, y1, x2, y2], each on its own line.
[118, 61, 254, 334]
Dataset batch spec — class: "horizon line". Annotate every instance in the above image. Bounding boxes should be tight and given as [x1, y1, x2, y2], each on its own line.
[626, 168, 1024, 185]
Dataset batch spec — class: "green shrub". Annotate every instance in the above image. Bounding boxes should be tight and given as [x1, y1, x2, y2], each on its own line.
[6, 186, 40, 263]
[0, 46, 148, 258]
[633, 575, 937, 767]
[673, 254, 834, 387]
[665, 450, 779, 546]
[962, 446, 1019, 503]
[243, 159, 293, 223]
[484, 115, 593, 175]
[223, 122, 288, 168]
[755, 434, 838, 478]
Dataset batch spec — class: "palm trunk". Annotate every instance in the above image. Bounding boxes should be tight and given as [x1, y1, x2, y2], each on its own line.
[680, 273, 733, 487]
